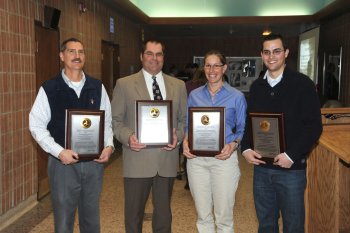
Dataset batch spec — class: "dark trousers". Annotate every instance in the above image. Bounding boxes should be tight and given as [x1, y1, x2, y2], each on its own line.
[124, 175, 175, 233]
[48, 157, 104, 233]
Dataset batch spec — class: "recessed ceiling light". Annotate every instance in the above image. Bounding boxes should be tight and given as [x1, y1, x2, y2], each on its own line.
[262, 28, 272, 36]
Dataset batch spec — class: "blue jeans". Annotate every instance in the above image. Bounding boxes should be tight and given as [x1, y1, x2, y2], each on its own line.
[253, 166, 306, 233]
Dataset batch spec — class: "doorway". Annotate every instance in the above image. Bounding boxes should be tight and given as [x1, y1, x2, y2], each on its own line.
[34, 21, 60, 199]
[101, 40, 120, 99]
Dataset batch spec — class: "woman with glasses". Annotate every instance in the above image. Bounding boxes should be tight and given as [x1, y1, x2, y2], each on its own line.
[183, 50, 247, 233]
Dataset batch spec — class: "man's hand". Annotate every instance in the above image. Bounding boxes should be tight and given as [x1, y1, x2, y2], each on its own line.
[128, 134, 146, 152]
[58, 149, 79, 165]
[242, 150, 266, 165]
[273, 153, 293, 168]
[94, 146, 113, 163]
[162, 128, 178, 151]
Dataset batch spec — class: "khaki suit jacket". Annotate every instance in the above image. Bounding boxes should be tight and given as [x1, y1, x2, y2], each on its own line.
[111, 70, 187, 177]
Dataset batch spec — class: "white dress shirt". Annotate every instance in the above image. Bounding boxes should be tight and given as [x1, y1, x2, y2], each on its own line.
[263, 70, 283, 87]
[29, 70, 114, 158]
[142, 69, 167, 100]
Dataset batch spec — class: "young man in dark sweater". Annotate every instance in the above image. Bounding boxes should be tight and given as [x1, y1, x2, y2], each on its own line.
[241, 33, 322, 233]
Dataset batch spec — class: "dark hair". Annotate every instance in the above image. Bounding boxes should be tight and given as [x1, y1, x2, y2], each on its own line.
[262, 33, 287, 50]
[204, 49, 226, 65]
[60, 38, 83, 52]
[185, 63, 198, 69]
[141, 39, 165, 54]
[192, 68, 207, 85]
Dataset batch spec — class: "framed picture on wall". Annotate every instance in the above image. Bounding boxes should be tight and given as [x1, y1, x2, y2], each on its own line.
[298, 27, 320, 84]
[194, 56, 263, 92]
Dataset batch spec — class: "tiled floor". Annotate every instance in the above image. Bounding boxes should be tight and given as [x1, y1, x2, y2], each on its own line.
[2, 149, 263, 233]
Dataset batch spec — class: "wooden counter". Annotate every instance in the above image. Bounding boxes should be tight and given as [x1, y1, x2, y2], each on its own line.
[319, 129, 350, 163]
[305, 108, 350, 233]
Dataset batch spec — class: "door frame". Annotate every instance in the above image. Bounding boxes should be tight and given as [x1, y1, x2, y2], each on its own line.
[101, 40, 120, 99]
[34, 20, 60, 200]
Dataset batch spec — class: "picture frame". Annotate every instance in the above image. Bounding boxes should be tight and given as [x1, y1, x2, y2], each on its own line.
[188, 107, 225, 157]
[136, 100, 173, 146]
[249, 112, 286, 161]
[65, 109, 105, 160]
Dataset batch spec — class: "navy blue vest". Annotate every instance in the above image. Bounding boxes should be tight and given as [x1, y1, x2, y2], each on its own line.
[43, 73, 102, 148]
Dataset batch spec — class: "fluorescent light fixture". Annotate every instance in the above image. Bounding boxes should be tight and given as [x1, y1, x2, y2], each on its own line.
[128, 0, 332, 17]
[258, 8, 312, 16]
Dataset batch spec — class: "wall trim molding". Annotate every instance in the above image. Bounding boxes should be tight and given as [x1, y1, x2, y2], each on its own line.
[0, 195, 37, 231]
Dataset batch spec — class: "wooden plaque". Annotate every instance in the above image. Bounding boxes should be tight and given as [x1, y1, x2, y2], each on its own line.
[249, 112, 286, 161]
[136, 100, 173, 147]
[188, 107, 225, 157]
[65, 109, 104, 160]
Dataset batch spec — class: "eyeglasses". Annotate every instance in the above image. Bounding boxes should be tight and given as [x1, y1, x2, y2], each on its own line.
[204, 64, 224, 70]
[262, 48, 284, 56]
[144, 51, 164, 58]
[65, 49, 85, 56]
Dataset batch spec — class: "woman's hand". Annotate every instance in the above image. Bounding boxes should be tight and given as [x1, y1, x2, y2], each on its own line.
[182, 135, 196, 159]
[215, 141, 238, 160]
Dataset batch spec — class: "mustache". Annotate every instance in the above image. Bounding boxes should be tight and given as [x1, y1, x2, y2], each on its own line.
[72, 58, 82, 62]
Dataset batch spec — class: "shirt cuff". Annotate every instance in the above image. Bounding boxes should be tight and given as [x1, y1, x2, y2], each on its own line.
[242, 148, 252, 155]
[105, 145, 115, 153]
[52, 145, 65, 158]
[284, 152, 294, 164]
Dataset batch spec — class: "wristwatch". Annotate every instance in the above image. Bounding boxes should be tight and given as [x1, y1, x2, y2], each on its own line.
[233, 140, 240, 150]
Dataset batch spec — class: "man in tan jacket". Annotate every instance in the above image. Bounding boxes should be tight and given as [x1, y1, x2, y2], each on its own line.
[111, 39, 187, 233]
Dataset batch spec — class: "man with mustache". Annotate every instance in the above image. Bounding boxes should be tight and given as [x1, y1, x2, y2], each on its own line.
[29, 38, 114, 233]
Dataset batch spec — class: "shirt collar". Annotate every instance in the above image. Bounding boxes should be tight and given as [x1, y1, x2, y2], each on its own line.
[61, 69, 86, 88]
[204, 81, 229, 94]
[263, 70, 283, 87]
[142, 69, 163, 82]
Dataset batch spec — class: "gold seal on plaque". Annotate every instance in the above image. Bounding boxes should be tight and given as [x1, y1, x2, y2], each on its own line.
[259, 120, 270, 132]
[201, 115, 210, 125]
[82, 118, 92, 128]
[150, 108, 160, 118]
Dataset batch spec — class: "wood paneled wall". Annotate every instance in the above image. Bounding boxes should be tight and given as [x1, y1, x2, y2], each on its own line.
[159, 36, 299, 76]
[0, 0, 142, 224]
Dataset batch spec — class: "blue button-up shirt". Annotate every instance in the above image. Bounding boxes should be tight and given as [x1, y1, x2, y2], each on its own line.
[187, 82, 247, 144]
